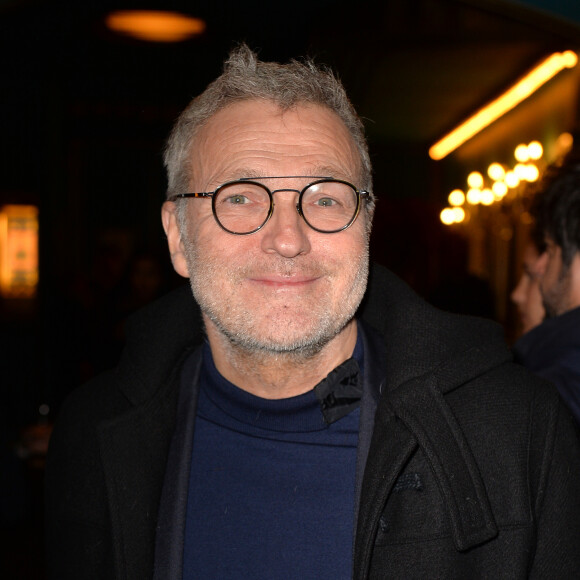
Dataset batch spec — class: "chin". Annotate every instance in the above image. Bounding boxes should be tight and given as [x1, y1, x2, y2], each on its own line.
[224, 316, 347, 358]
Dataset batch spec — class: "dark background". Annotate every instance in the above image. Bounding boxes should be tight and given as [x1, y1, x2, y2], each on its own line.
[1, 0, 580, 577]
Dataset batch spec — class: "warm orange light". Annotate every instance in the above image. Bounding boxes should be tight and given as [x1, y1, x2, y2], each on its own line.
[106, 10, 206, 42]
[556, 132, 574, 155]
[467, 171, 484, 189]
[514, 144, 530, 162]
[514, 163, 528, 180]
[480, 189, 494, 206]
[0, 205, 39, 298]
[505, 171, 520, 188]
[440, 206, 466, 225]
[452, 207, 466, 223]
[492, 181, 508, 199]
[488, 163, 505, 181]
[448, 189, 465, 206]
[527, 141, 543, 160]
[440, 208, 455, 225]
[429, 51, 578, 160]
[466, 188, 482, 205]
[524, 163, 540, 182]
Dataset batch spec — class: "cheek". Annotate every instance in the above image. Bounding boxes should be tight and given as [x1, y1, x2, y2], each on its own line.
[199, 230, 260, 274]
[189, 209, 229, 253]
[332, 232, 369, 291]
[323, 222, 367, 256]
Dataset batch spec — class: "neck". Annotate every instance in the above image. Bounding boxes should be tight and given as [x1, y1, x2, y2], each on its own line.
[204, 318, 358, 399]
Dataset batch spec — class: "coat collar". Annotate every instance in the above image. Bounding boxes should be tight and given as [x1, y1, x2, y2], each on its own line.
[354, 267, 512, 577]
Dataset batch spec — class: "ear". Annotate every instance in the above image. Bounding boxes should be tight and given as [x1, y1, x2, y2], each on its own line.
[161, 201, 190, 278]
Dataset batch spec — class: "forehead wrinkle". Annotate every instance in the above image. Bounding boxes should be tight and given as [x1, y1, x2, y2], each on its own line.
[190, 101, 361, 190]
[222, 164, 352, 181]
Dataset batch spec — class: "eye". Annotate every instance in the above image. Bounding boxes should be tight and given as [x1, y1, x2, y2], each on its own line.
[303, 182, 355, 211]
[315, 197, 338, 207]
[215, 183, 270, 212]
[224, 194, 250, 205]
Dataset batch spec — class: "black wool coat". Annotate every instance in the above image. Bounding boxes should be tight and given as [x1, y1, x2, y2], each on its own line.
[45, 264, 580, 579]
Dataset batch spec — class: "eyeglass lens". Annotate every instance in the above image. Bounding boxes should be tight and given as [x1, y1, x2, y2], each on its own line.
[213, 181, 359, 234]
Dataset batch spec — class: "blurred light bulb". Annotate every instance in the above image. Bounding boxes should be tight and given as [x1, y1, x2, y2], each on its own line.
[525, 163, 540, 182]
[527, 141, 543, 160]
[467, 171, 484, 189]
[488, 163, 505, 181]
[514, 163, 528, 179]
[492, 181, 508, 199]
[556, 132, 573, 154]
[505, 171, 520, 188]
[515, 144, 529, 162]
[440, 208, 455, 225]
[480, 188, 494, 205]
[448, 189, 466, 206]
[466, 188, 482, 204]
[452, 207, 466, 223]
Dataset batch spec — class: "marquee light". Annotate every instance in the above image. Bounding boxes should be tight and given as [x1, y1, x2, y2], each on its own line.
[429, 51, 578, 160]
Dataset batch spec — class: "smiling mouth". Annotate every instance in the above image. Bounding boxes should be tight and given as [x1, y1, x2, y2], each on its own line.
[249, 275, 320, 288]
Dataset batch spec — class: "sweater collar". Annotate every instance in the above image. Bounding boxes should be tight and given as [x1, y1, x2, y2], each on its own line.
[200, 326, 364, 430]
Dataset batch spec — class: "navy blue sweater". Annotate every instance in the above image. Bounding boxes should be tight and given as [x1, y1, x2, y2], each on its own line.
[183, 341, 362, 579]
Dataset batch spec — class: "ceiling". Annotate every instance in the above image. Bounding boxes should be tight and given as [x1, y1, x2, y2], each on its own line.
[2, 0, 579, 146]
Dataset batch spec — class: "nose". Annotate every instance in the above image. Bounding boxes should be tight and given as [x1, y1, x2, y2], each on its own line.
[260, 191, 311, 258]
[510, 276, 526, 306]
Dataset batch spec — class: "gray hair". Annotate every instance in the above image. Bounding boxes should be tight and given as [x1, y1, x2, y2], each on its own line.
[163, 44, 373, 208]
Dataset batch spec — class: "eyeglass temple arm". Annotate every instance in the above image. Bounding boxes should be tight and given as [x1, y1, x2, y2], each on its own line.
[168, 192, 214, 201]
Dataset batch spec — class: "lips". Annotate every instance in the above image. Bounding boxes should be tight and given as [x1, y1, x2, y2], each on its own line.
[248, 274, 320, 288]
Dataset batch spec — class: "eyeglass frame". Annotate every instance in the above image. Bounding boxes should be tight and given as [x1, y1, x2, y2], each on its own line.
[167, 175, 370, 235]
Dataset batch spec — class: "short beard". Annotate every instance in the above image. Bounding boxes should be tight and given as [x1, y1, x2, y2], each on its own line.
[201, 284, 358, 362]
[543, 263, 572, 318]
[178, 205, 369, 362]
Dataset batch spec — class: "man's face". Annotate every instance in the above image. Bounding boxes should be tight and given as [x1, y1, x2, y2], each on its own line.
[510, 242, 545, 333]
[163, 100, 370, 356]
[537, 238, 574, 317]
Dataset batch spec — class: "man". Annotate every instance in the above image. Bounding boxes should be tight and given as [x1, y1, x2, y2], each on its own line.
[46, 45, 580, 579]
[510, 238, 545, 336]
[513, 155, 580, 423]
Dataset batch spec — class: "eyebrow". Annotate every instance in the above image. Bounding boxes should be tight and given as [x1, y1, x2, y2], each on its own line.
[238, 175, 332, 182]
[222, 166, 354, 182]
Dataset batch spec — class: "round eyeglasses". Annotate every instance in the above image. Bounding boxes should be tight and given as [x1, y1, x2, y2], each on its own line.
[168, 176, 370, 235]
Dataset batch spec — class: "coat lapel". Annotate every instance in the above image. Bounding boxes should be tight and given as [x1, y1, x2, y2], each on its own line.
[355, 267, 512, 577]
[97, 377, 179, 579]
[153, 349, 203, 580]
[354, 406, 418, 579]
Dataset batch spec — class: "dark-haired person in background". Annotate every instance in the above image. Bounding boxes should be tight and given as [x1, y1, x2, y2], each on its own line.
[510, 237, 545, 336]
[46, 46, 580, 579]
[513, 153, 580, 424]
